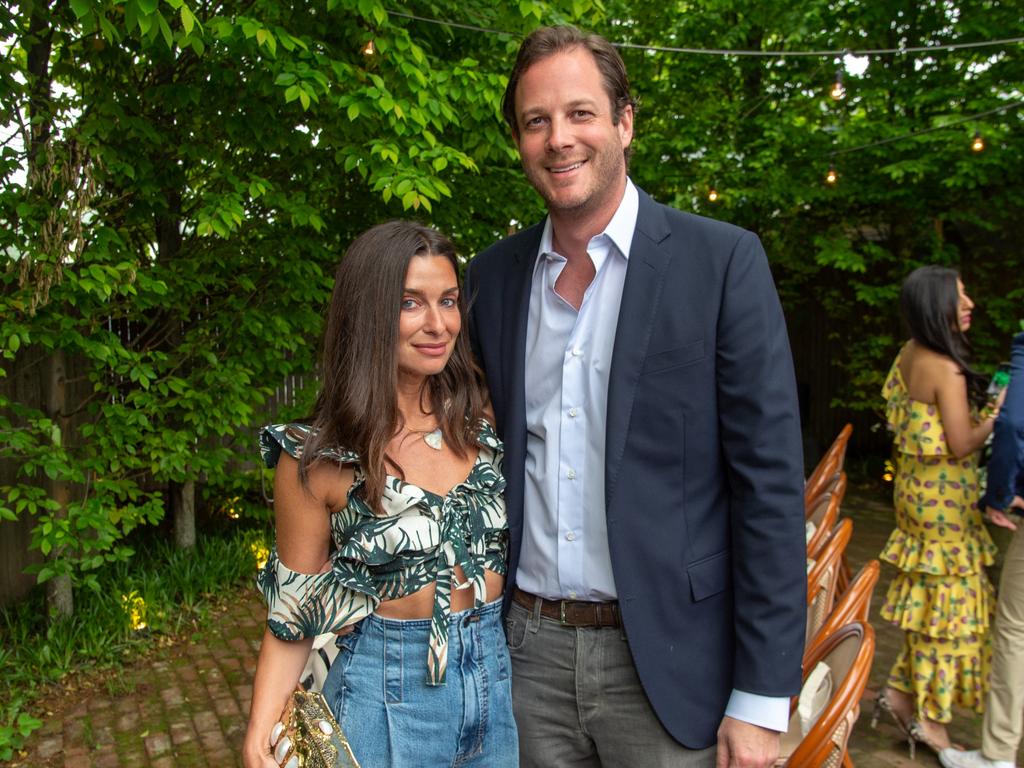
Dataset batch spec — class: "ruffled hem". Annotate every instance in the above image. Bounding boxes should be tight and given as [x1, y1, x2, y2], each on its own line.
[879, 527, 996, 576]
[883, 354, 956, 457]
[886, 631, 990, 721]
[880, 570, 994, 638]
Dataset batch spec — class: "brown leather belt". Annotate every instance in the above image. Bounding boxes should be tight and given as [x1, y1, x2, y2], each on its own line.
[512, 587, 621, 628]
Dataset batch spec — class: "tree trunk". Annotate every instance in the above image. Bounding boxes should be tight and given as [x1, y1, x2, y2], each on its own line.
[45, 347, 73, 618]
[156, 202, 197, 549]
[171, 479, 196, 549]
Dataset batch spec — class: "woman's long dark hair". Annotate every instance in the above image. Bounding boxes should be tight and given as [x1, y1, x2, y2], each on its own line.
[900, 265, 987, 407]
[300, 221, 488, 513]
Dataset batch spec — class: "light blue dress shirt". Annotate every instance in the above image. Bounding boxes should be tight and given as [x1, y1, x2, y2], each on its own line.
[516, 178, 789, 733]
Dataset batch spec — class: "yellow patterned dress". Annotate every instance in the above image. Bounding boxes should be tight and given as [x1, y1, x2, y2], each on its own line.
[879, 352, 997, 722]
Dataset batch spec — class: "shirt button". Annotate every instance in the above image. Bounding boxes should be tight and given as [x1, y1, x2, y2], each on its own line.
[568, 407, 579, 417]
[571, 348, 582, 357]
[566, 531, 576, 541]
[567, 469, 576, 480]
[568, 591, 577, 599]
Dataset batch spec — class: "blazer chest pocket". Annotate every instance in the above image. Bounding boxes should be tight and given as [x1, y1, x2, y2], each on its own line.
[642, 339, 705, 376]
[688, 550, 731, 602]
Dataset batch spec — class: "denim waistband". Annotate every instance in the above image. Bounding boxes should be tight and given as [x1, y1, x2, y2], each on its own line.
[366, 596, 503, 630]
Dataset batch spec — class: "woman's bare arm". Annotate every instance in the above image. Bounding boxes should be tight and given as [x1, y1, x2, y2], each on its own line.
[242, 454, 353, 766]
[930, 355, 997, 458]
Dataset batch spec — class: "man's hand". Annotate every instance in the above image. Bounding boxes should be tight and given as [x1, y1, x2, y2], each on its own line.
[986, 506, 1019, 531]
[716, 716, 780, 768]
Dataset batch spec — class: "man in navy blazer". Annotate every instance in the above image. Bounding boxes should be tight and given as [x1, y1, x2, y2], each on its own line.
[465, 25, 806, 767]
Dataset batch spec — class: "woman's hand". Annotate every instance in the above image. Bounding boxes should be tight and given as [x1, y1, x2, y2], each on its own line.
[242, 731, 281, 768]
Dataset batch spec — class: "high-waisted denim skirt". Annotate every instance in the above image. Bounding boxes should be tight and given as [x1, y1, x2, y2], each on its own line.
[322, 598, 518, 767]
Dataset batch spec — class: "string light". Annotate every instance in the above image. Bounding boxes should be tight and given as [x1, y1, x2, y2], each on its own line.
[708, 187, 719, 202]
[385, 10, 1023, 59]
[362, 39, 376, 56]
[830, 102, 1021, 157]
[379, 10, 1022, 177]
[830, 68, 846, 100]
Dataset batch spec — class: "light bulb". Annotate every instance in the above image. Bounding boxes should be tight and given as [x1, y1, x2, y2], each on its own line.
[362, 39, 376, 56]
[830, 69, 845, 100]
[971, 131, 984, 152]
[825, 164, 838, 185]
[708, 188, 719, 202]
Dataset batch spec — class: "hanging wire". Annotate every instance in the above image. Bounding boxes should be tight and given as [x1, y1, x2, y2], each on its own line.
[828, 101, 1024, 157]
[386, 10, 1024, 59]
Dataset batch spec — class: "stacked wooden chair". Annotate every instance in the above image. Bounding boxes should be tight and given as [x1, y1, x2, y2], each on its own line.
[806, 473, 847, 560]
[778, 622, 876, 768]
[805, 424, 854, 590]
[806, 518, 853, 647]
[773, 425, 879, 767]
[805, 424, 852, 510]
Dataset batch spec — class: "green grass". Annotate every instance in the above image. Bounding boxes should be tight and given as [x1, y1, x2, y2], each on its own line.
[0, 524, 271, 760]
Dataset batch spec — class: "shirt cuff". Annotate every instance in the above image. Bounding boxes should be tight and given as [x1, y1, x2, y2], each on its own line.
[724, 689, 791, 733]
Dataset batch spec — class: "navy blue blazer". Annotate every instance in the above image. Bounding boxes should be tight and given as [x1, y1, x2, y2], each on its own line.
[982, 332, 1024, 511]
[465, 187, 807, 748]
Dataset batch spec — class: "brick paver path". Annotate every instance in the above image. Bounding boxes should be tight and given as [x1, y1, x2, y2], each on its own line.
[8, 597, 264, 767]
[8, 487, 1024, 766]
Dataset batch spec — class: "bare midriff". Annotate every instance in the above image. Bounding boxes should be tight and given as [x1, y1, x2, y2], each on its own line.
[373, 567, 505, 619]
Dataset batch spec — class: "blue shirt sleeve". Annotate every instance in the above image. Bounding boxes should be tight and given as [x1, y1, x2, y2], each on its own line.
[981, 332, 1024, 512]
[725, 689, 791, 732]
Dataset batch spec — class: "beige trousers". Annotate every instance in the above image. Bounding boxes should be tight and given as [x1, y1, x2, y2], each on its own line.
[982, 523, 1024, 762]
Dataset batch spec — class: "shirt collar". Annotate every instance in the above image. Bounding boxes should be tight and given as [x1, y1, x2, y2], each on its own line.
[535, 178, 639, 275]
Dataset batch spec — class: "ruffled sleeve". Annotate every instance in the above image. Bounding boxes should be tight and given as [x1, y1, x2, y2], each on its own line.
[259, 423, 360, 467]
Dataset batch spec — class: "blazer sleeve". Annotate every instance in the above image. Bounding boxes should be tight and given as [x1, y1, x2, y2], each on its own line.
[981, 332, 1024, 512]
[715, 230, 807, 697]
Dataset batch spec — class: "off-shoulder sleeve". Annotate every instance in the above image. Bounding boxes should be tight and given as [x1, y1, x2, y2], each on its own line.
[257, 424, 368, 639]
[259, 423, 360, 468]
[256, 547, 378, 640]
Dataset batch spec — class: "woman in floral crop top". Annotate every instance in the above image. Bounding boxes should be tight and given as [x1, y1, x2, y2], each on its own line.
[873, 266, 1003, 759]
[242, 222, 517, 768]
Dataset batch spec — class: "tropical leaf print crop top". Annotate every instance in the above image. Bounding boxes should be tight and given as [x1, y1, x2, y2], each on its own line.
[256, 419, 508, 685]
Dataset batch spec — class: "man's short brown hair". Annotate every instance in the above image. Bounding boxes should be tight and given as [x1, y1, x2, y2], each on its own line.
[502, 25, 636, 142]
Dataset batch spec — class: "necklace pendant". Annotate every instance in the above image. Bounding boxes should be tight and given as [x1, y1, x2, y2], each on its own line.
[423, 428, 443, 451]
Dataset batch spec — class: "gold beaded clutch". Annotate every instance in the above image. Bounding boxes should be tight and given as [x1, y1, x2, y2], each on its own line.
[270, 687, 360, 768]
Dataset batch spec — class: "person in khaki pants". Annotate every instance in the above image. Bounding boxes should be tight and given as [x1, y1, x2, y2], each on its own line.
[941, 331, 1024, 768]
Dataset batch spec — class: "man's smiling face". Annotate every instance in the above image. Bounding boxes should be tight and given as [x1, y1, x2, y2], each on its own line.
[514, 46, 633, 222]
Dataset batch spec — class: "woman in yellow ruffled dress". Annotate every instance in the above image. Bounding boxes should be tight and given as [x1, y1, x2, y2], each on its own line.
[875, 266, 1003, 757]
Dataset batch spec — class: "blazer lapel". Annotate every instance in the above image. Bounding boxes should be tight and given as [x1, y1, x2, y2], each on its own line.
[501, 224, 542, 547]
[606, 191, 673, 505]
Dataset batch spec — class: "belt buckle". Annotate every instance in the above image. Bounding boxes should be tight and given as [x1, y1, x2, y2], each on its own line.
[559, 599, 568, 625]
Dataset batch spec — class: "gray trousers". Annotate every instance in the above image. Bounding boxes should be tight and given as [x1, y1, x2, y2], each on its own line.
[983, 524, 1024, 762]
[506, 599, 717, 767]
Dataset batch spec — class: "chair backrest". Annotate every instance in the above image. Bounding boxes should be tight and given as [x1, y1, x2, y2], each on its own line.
[779, 622, 876, 768]
[804, 424, 853, 507]
[806, 519, 853, 645]
[805, 559, 880, 666]
[806, 473, 847, 559]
